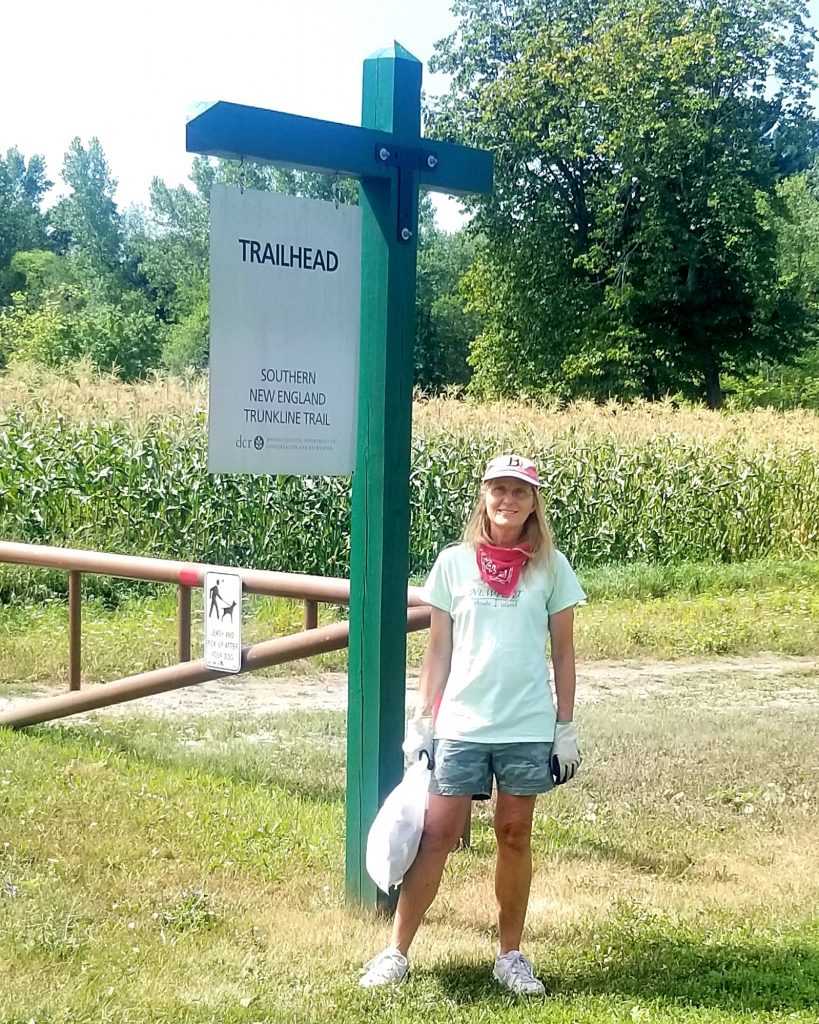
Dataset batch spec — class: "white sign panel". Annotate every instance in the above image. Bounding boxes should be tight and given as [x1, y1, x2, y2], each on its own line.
[204, 571, 242, 673]
[209, 185, 361, 475]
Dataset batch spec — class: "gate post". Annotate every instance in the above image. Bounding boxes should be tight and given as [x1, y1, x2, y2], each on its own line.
[68, 570, 82, 691]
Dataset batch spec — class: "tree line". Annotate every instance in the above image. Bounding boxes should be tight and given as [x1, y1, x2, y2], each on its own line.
[0, 145, 477, 390]
[2, 0, 819, 408]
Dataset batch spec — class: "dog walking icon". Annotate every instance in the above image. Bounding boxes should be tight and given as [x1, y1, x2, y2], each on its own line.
[208, 578, 223, 619]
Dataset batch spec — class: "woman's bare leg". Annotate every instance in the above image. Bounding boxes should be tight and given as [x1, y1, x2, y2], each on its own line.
[493, 792, 537, 953]
[390, 793, 472, 955]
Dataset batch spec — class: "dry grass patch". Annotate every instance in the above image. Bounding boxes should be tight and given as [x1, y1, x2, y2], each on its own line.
[437, 832, 819, 939]
[3, 360, 819, 449]
[0, 359, 209, 428]
[413, 392, 819, 450]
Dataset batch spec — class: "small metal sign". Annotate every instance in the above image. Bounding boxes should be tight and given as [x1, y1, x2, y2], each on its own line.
[204, 571, 242, 673]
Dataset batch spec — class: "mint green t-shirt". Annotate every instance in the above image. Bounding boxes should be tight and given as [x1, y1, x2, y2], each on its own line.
[420, 543, 586, 743]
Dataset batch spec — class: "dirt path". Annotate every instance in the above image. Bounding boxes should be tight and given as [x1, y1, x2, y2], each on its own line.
[2, 654, 816, 720]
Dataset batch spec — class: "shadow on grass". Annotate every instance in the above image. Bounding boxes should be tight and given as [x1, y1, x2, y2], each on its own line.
[570, 831, 697, 876]
[417, 962, 512, 1005]
[420, 935, 819, 1012]
[519, 817, 702, 876]
[28, 722, 348, 806]
[557, 933, 819, 1012]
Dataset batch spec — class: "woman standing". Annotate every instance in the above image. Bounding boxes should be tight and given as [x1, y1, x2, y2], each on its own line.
[360, 454, 586, 994]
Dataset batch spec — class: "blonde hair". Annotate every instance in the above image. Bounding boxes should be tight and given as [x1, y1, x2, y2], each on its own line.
[462, 481, 555, 567]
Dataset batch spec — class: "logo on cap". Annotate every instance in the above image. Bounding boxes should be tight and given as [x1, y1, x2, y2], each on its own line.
[482, 454, 542, 487]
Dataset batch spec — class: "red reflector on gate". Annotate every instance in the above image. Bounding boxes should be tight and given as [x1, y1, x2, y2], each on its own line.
[179, 569, 199, 586]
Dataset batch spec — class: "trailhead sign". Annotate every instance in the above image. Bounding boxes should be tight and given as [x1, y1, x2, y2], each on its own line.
[204, 571, 242, 673]
[187, 43, 492, 910]
[209, 186, 361, 475]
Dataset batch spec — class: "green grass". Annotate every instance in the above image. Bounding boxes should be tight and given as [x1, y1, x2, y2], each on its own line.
[1, 560, 817, 691]
[576, 581, 819, 659]
[0, 590, 351, 691]
[580, 558, 819, 600]
[1, 685, 818, 1023]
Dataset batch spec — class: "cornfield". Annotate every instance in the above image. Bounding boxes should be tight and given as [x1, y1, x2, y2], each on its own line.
[1, 399, 817, 600]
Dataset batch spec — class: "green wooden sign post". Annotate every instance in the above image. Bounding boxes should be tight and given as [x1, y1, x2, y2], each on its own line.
[187, 44, 492, 910]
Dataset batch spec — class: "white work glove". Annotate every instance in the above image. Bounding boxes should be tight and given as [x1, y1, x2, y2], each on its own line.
[402, 715, 433, 765]
[551, 721, 582, 785]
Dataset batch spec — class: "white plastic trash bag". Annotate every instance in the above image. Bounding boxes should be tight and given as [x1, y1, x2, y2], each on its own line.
[365, 754, 432, 893]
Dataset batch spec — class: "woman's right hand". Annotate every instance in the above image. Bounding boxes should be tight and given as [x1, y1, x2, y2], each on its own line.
[402, 715, 433, 762]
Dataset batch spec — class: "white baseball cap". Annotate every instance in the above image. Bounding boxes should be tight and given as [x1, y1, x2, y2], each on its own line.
[482, 454, 542, 488]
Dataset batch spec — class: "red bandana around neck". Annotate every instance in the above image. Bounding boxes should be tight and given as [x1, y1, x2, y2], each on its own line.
[476, 542, 531, 598]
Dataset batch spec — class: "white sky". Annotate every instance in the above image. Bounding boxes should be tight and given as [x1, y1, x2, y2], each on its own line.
[3, 0, 819, 234]
[0, 0, 465, 229]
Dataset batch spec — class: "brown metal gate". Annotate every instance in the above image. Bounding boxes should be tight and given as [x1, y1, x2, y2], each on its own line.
[0, 541, 430, 729]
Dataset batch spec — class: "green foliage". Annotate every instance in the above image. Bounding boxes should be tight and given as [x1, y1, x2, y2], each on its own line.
[0, 266, 162, 381]
[724, 347, 819, 410]
[4, 249, 67, 300]
[415, 216, 482, 391]
[133, 161, 212, 326]
[160, 292, 209, 375]
[0, 287, 83, 368]
[7, 83, 819, 400]
[0, 140, 165, 379]
[723, 169, 819, 409]
[0, 148, 51, 304]
[430, 0, 819, 408]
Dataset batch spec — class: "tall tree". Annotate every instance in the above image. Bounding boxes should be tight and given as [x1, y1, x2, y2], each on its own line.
[51, 138, 123, 282]
[0, 148, 52, 302]
[429, 0, 818, 407]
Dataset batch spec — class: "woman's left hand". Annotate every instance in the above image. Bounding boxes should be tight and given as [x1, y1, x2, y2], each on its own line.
[551, 721, 582, 784]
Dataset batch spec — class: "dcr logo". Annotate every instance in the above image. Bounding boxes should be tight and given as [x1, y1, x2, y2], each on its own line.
[235, 434, 266, 450]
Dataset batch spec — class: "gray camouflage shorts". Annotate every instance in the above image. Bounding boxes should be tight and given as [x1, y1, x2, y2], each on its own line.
[429, 739, 555, 799]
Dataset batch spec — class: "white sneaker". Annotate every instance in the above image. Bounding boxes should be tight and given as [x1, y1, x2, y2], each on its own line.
[493, 950, 546, 995]
[359, 947, 409, 988]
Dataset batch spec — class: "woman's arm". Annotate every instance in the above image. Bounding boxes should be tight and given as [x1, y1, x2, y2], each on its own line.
[414, 607, 454, 717]
[549, 606, 577, 722]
